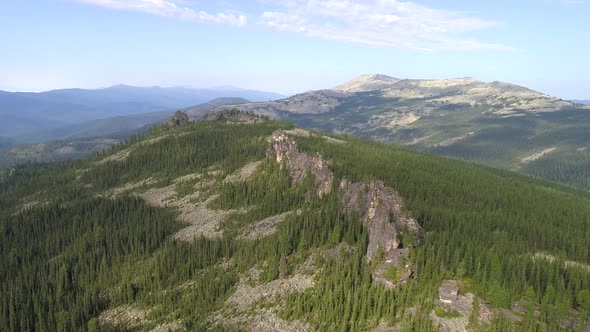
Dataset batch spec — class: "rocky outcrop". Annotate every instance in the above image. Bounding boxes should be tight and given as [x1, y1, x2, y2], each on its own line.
[341, 180, 423, 287]
[167, 111, 189, 127]
[267, 130, 333, 197]
[342, 180, 421, 258]
[431, 280, 493, 332]
[267, 130, 423, 287]
[205, 109, 268, 123]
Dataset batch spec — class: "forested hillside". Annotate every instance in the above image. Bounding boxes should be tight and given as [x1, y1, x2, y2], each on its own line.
[1, 112, 589, 331]
[196, 75, 590, 191]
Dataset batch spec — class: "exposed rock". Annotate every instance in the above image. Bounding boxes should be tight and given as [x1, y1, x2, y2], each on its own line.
[267, 130, 334, 197]
[173, 195, 231, 240]
[341, 180, 423, 287]
[532, 252, 590, 272]
[226, 274, 314, 312]
[150, 321, 184, 332]
[213, 309, 309, 332]
[108, 172, 245, 239]
[520, 147, 557, 164]
[98, 305, 149, 330]
[431, 280, 493, 332]
[223, 160, 262, 184]
[167, 110, 189, 127]
[435, 132, 475, 147]
[96, 146, 135, 165]
[96, 133, 183, 165]
[249, 311, 310, 332]
[205, 109, 267, 123]
[242, 211, 295, 239]
[439, 281, 459, 305]
[203, 90, 348, 118]
[284, 128, 346, 144]
[108, 178, 157, 198]
[267, 130, 422, 287]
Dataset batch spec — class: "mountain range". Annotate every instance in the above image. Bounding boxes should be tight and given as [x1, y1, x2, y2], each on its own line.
[0, 98, 248, 168]
[0, 85, 284, 142]
[3, 75, 590, 191]
[187, 74, 590, 190]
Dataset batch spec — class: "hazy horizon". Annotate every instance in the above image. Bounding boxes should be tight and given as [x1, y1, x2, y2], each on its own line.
[1, 0, 589, 99]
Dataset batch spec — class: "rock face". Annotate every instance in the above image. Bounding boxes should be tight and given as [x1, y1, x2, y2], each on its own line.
[267, 130, 423, 287]
[341, 180, 423, 287]
[431, 281, 494, 332]
[267, 130, 333, 197]
[167, 111, 189, 127]
[205, 109, 267, 123]
[439, 281, 459, 305]
[342, 180, 421, 259]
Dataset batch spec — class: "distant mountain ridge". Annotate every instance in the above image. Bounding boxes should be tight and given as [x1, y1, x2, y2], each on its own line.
[0, 136, 15, 149]
[334, 74, 401, 92]
[572, 99, 590, 105]
[0, 97, 252, 167]
[186, 74, 590, 190]
[0, 85, 285, 140]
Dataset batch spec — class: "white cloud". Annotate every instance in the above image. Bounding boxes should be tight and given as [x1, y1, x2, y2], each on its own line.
[75, 0, 247, 26]
[259, 0, 513, 51]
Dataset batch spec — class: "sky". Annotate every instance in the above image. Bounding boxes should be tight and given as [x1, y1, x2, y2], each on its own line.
[0, 0, 588, 99]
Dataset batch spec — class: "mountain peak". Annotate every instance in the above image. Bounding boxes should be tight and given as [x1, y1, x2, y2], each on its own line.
[334, 74, 401, 92]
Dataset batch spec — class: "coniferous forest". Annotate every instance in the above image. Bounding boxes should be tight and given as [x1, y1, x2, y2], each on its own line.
[1, 116, 589, 331]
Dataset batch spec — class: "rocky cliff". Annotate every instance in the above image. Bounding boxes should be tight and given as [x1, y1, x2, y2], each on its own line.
[267, 130, 333, 197]
[267, 130, 423, 287]
[167, 111, 189, 127]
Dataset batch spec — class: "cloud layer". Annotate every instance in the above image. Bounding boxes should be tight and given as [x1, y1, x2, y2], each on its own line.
[76, 0, 247, 26]
[75, 0, 511, 51]
[260, 0, 511, 51]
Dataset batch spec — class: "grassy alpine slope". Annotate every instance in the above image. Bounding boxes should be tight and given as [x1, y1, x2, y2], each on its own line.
[199, 75, 590, 191]
[1, 112, 589, 331]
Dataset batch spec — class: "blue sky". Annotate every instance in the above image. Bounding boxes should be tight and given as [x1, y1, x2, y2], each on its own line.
[0, 0, 588, 99]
